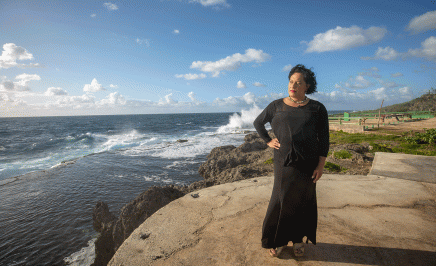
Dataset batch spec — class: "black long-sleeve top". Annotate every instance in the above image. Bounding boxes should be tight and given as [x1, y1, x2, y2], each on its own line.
[253, 98, 330, 162]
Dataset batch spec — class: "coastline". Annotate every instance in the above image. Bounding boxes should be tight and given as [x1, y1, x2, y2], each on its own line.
[91, 130, 376, 265]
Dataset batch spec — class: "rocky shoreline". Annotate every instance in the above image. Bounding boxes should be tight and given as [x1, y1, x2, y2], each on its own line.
[91, 131, 374, 266]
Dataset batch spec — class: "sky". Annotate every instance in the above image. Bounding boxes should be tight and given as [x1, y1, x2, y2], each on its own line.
[1, 0, 435, 117]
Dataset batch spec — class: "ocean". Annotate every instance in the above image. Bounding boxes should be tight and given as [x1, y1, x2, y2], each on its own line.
[0, 106, 346, 265]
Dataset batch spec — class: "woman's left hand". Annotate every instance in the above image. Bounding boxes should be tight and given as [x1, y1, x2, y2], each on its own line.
[312, 156, 327, 183]
[312, 166, 323, 183]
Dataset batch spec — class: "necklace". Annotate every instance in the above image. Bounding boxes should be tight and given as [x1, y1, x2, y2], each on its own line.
[289, 96, 308, 104]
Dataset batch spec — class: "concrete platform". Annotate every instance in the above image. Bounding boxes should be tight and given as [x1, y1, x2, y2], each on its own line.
[370, 152, 436, 183]
[109, 153, 436, 266]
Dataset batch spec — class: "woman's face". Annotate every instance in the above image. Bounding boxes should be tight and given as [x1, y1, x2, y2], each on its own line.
[288, 72, 310, 100]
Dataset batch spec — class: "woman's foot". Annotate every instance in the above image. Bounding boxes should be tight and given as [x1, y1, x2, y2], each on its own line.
[293, 243, 304, 257]
[269, 245, 286, 257]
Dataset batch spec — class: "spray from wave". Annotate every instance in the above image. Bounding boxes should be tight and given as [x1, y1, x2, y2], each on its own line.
[217, 105, 266, 133]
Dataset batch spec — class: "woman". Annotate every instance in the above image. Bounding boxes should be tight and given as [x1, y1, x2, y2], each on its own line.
[253, 64, 329, 257]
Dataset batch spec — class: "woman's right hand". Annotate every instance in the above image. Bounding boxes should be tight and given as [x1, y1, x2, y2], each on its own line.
[267, 138, 280, 150]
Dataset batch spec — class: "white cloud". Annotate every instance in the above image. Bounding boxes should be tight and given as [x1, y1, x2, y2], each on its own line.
[361, 46, 401, 61]
[175, 73, 207, 80]
[362, 37, 436, 62]
[190, 49, 271, 77]
[91, 14, 96, 18]
[109, 84, 118, 89]
[103, 2, 118, 11]
[282, 64, 293, 72]
[188, 91, 196, 101]
[159, 93, 178, 105]
[0, 73, 41, 92]
[305, 26, 387, 53]
[341, 75, 373, 90]
[406, 36, 436, 61]
[358, 67, 381, 78]
[173, 29, 180, 34]
[45, 87, 68, 96]
[97, 92, 126, 106]
[136, 38, 150, 47]
[391, 72, 404, 78]
[51, 94, 96, 109]
[406, 11, 436, 34]
[189, 0, 230, 8]
[377, 79, 401, 88]
[83, 78, 105, 92]
[253, 82, 266, 87]
[0, 43, 40, 69]
[237, 80, 246, 89]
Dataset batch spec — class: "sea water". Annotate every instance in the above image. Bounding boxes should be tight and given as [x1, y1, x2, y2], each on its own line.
[0, 108, 264, 266]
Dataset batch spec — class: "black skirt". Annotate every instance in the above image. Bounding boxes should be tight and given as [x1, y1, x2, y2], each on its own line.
[261, 157, 318, 249]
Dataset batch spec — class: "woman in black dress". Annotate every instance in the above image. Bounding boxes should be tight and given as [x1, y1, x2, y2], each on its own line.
[253, 64, 329, 257]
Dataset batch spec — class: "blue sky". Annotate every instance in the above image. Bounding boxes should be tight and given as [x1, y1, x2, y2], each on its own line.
[1, 0, 435, 117]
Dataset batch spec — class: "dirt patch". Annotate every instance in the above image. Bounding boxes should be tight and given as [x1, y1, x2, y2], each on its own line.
[363, 117, 436, 134]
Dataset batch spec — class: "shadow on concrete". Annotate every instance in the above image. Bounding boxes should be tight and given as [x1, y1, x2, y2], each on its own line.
[277, 243, 436, 265]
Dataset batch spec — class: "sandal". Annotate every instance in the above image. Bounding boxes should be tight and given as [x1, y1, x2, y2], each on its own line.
[269, 245, 286, 257]
[293, 243, 304, 257]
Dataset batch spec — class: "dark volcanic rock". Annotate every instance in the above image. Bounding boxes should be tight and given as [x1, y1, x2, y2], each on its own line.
[92, 186, 185, 266]
[198, 132, 275, 184]
[93, 202, 116, 233]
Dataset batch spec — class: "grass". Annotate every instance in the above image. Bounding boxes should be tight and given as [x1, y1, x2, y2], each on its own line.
[324, 162, 347, 172]
[329, 130, 436, 156]
[264, 158, 274, 164]
[333, 150, 353, 159]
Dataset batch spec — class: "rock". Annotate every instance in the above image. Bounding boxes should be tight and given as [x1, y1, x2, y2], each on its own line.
[176, 139, 188, 143]
[92, 186, 185, 266]
[92, 202, 116, 233]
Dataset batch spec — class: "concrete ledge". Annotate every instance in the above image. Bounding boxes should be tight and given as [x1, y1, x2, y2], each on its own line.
[370, 152, 436, 183]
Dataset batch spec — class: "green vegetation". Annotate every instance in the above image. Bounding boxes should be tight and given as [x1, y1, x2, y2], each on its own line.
[324, 162, 347, 172]
[333, 150, 353, 159]
[264, 158, 274, 164]
[404, 128, 436, 144]
[329, 130, 436, 156]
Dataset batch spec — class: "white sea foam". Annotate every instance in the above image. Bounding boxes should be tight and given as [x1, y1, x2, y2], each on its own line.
[64, 238, 95, 266]
[217, 105, 264, 134]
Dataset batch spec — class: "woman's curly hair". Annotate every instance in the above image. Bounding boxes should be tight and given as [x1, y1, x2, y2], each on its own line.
[288, 64, 317, 94]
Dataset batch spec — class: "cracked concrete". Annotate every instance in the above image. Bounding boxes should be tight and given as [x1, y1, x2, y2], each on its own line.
[109, 153, 436, 266]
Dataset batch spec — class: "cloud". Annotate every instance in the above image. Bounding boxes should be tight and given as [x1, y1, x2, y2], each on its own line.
[91, 14, 96, 18]
[212, 92, 283, 108]
[173, 29, 180, 34]
[406, 11, 436, 34]
[363, 37, 436, 62]
[406, 36, 436, 61]
[0, 43, 40, 69]
[175, 73, 207, 80]
[190, 48, 271, 77]
[83, 78, 105, 92]
[97, 92, 126, 106]
[237, 80, 246, 89]
[361, 46, 401, 60]
[253, 82, 266, 87]
[304, 26, 387, 53]
[0, 73, 41, 92]
[103, 2, 118, 11]
[391, 72, 404, 78]
[189, 0, 230, 8]
[136, 38, 150, 47]
[358, 67, 381, 78]
[188, 91, 196, 101]
[159, 93, 178, 105]
[45, 87, 68, 96]
[282, 64, 293, 72]
[343, 75, 373, 89]
[52, 94, 96, 109]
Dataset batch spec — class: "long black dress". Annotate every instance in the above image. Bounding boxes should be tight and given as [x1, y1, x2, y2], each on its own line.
[253, 98, 329, 249]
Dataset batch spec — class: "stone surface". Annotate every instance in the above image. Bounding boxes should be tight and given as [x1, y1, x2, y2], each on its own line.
[109, 170, 436, 265]
[369, 152, 436, 183]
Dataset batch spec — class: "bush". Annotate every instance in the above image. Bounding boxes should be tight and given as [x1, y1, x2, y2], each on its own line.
[324, 162, 346, 172]
[264, 158, 274, 164]
[404, 128, 436, 144]
[333, 150, 352, 159]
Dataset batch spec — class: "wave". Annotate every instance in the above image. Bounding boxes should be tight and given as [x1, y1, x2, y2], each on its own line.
[217, 105, 266, 134]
